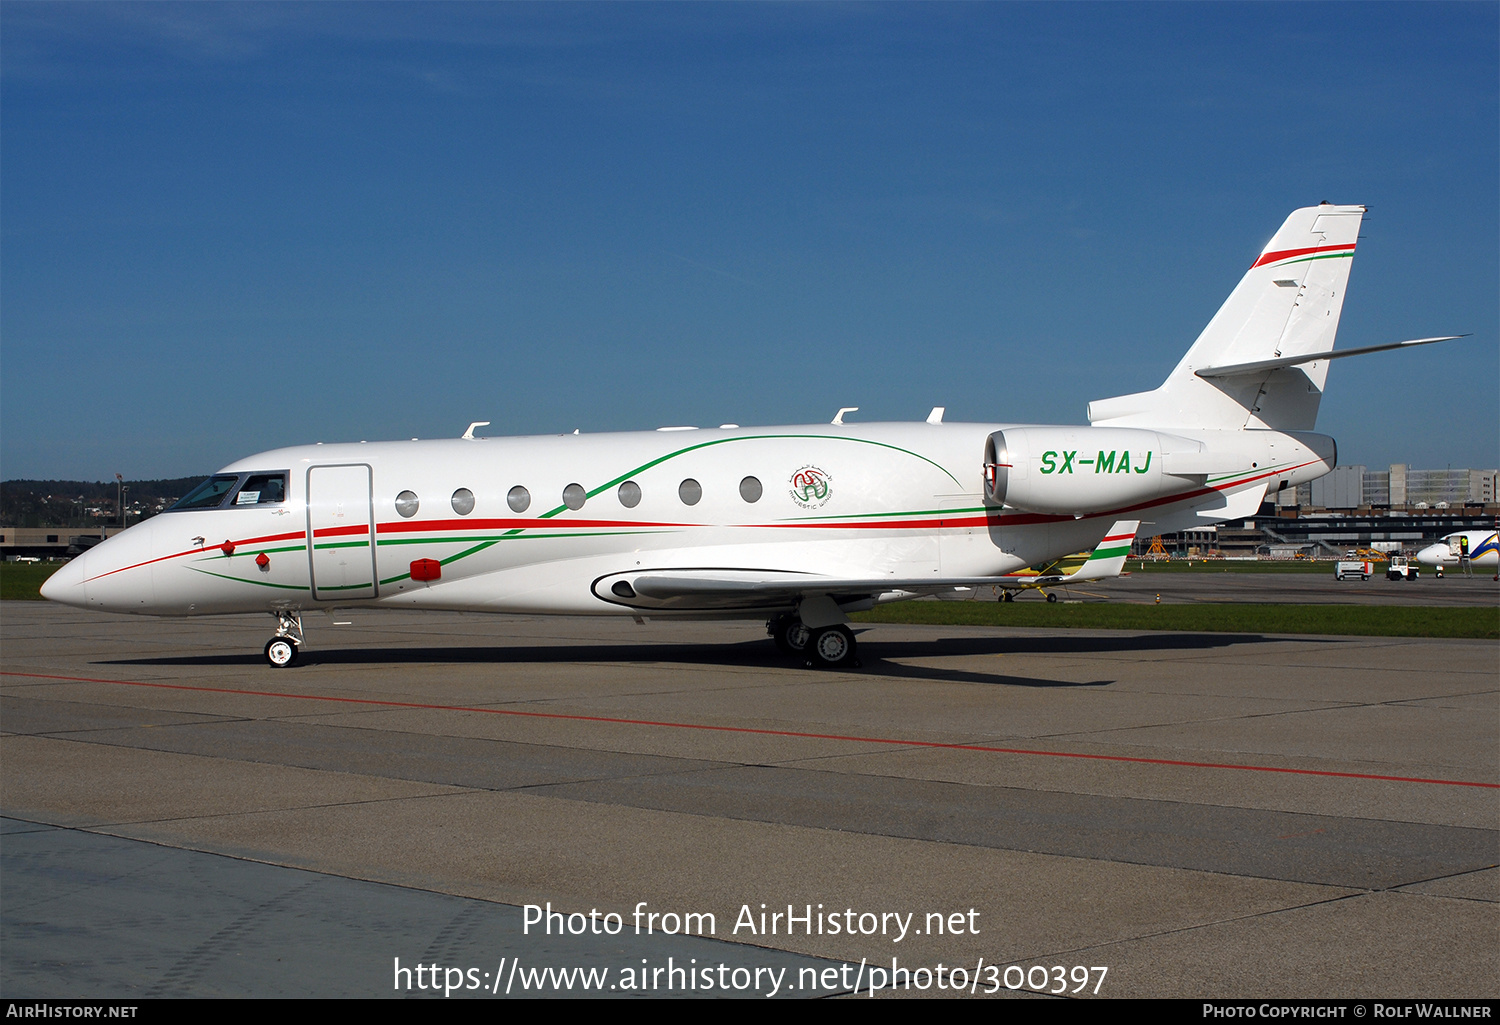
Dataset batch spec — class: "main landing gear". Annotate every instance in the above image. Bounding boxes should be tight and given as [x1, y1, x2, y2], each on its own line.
[767, 614, 860, 669]
[265, 611, 304, 668]
[768, 613, 810, 656]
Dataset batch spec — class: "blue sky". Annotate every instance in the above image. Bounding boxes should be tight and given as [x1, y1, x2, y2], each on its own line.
[3, 2, 1496, 480]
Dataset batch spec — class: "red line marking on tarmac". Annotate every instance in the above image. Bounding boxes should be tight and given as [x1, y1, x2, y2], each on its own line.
[5, 670, 1496, 790]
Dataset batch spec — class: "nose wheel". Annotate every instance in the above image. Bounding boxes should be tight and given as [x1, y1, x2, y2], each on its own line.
[265, 637, 299, 667]
[265, 610, 305, 668]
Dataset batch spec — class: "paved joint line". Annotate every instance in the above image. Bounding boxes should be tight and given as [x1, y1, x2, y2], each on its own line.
[1010, 890, 1368, 964]
[1028, 702, 1368, 743]
[3, 788, 481, 836]
[1387, 863, 1500, 899]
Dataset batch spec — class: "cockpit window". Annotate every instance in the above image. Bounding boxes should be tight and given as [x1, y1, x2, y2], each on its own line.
[234, 473, 286, 505]
[169, 475, 241, 511]
[167, 472, 288, 511]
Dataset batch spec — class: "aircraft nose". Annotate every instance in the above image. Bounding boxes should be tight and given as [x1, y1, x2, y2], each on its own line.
[1415, 544, 1444, 567]
[41, 525, 158, 612]
[39, 552, 88, 608]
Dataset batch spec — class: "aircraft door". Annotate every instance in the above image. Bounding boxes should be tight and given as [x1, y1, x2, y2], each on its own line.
[307, 464, 377, 601]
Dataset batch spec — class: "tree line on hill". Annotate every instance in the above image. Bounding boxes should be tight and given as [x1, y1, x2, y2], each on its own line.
[1, 477, 206, 528]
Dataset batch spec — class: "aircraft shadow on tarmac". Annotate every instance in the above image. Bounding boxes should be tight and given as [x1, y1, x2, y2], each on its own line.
[97, 631, 1319, 689]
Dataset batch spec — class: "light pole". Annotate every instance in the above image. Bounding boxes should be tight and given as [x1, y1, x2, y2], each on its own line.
[115, 474, 124, 533]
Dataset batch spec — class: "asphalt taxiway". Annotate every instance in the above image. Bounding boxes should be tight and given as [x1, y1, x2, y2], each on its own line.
[2, 601, 1496, 998]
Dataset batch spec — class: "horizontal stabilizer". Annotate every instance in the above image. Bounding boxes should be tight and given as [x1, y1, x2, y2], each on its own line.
[1195, 336, 1466, 378]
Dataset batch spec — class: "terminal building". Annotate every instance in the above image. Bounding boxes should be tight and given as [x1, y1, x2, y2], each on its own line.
[1138, 465, 1497, 559]
[1, 527, 125, 561]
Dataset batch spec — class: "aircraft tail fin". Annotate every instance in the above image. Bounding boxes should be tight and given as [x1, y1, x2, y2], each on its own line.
[1068, 520, 1140, 582]
[1088, 204, 1364, 432]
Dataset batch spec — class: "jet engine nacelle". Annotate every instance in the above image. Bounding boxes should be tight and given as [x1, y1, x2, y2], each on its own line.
[983, 427, 1203, 516]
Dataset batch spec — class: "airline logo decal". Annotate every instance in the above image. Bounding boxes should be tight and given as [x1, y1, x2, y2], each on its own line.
[788, 466, 833, 509]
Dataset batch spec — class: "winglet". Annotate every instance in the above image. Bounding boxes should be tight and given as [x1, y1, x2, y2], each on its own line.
[1070, 520, 1140, 582]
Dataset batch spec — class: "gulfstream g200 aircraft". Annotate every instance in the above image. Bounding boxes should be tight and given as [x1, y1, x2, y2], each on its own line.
[41, 204, 1462, 667]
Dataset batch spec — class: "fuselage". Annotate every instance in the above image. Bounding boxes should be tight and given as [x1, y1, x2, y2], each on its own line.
[41, 420, 1334, 619]
[1416, 531, 1500, 570]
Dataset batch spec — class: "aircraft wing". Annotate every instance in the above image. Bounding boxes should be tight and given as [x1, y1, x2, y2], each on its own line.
[592, 520, 1140, 611]
[990, 520, 1140, 587]
[593, 568, 997, 612]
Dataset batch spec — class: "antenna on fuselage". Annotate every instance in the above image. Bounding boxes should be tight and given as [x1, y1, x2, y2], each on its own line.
[831, 407, 859, 425]
[461, 421, 490, 440]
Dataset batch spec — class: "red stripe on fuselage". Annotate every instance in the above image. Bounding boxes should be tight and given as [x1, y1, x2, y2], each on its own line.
[310, 523, 370, 539]
[82, 529, 308, 583]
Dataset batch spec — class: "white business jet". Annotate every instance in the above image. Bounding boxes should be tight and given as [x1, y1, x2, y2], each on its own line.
[42, 204, 1464, 668]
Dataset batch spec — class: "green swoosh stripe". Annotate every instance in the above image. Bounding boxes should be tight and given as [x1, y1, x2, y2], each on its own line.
[188, 567, 310, 591]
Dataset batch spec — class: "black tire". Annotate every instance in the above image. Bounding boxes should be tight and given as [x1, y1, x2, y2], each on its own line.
[770, 615, 811, 656]
[807, 625, 856, 668]
[1046, 592, 1058, 603]
[1001, 592, 1014, 602]
[265, 637, 298, 668]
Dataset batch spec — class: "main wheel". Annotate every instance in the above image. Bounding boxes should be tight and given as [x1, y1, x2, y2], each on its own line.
[1001, 591, 1014, 602]
[265, 637, 299, 668]
[771, 615, 811, 656]
[807, 625, 857, 668]
[1046, 592, 1058, 603]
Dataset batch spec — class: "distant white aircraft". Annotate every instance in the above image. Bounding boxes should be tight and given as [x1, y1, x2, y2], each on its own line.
[1416, 531, 1499, 578]
[42, 204, 1466, 667]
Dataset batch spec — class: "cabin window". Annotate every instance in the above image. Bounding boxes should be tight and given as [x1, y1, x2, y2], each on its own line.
[617, 481, 641, 508]
[233, 473, 286, 505]
[451, 488, 475, 516]
[168, 475, 242, 511]
[678, 479, 702, 506]
[395, 491, 419, 518]
[739, 476, 762, 503]
[562, 483, 586, 510]
[507, 486, 530, 513]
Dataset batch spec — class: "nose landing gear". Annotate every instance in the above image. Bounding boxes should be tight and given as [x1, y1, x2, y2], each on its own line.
[264, 611, 304, 668]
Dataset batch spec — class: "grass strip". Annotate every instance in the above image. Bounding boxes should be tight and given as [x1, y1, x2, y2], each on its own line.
[1, 562, 60, 601]
[1125, 560, 1331, 574]
[852, 601, 1497, 639]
